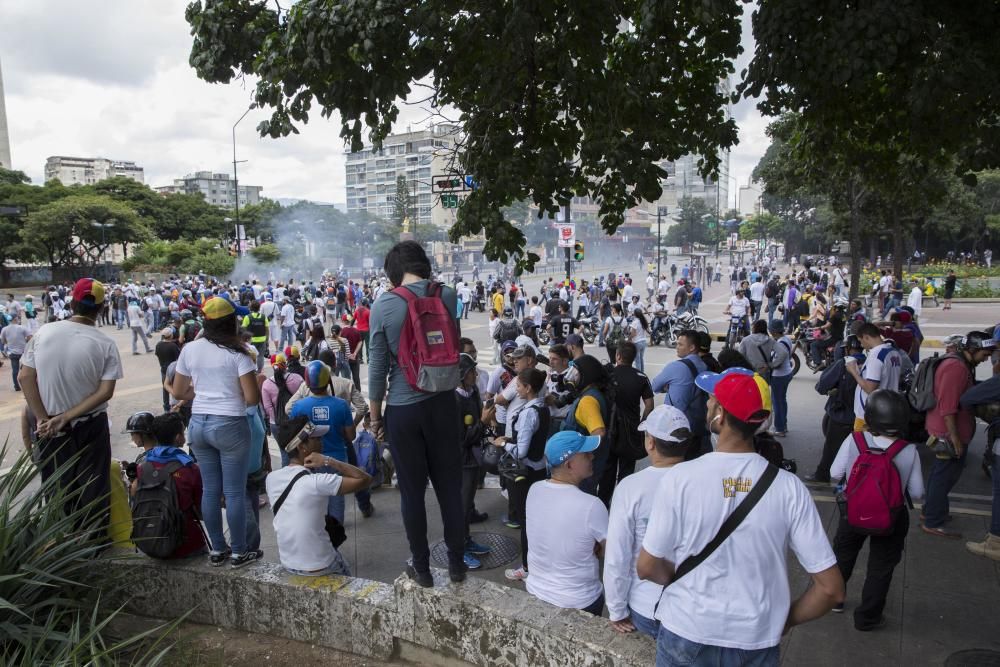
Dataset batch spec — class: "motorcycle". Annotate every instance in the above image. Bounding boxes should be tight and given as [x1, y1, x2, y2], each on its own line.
[674, 310, 710, 335]
[580, 316, 599, 344]
[789, 325, 834, 376]
[649, 310, 673, 347]
[723, 314, 746, 349]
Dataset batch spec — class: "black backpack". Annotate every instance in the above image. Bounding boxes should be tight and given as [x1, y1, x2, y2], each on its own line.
[274, 374, 294, 427]
[764, 280, 779, 299]
[131, 461, 187, 559]
[246, 312, 267, 338]
[607, 369, 646, 461]
[497, 319, 520, 342]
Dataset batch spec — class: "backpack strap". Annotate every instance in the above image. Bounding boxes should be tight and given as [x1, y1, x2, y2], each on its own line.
[885, 438, 909, 460]
[272, 469, 310, 516]
[679, 357, 699, 379]
[653, 463, 779, 615]
[138, 460, 183, 488]
[852, 430, 870, 455]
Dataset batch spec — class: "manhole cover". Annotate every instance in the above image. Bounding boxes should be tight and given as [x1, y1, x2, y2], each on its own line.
[430, 531, 519, 570]
[946, 650, 1000, 667]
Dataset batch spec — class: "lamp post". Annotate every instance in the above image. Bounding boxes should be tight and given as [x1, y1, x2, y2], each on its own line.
[232, 103, 254, 257]
[91, 220, 115, 280]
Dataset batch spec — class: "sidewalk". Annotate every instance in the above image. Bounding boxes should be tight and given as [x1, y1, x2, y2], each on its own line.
[248, 475, 1000, 666]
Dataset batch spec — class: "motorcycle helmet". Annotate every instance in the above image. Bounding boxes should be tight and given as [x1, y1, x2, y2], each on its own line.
[502, 307, 514, 317]
[124, 411, 155, 435]
[964, 330, 997, 352]
[864, 389, 910, 437]
[832, 296, 849, 309]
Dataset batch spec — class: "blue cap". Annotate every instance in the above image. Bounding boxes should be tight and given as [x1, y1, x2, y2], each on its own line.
[544, 431, 601, 469]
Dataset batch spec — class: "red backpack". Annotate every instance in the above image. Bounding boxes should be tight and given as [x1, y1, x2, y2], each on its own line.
[392, 283, 460, 393]
[844, 431, 907, 535]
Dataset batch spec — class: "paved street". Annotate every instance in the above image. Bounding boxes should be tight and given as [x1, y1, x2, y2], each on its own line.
[1, 266, 998, 664]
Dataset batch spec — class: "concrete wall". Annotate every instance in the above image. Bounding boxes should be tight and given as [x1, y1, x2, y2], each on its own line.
[105, 558, 655, 665]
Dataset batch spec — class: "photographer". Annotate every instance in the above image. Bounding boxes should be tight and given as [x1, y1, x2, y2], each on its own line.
[266, 417, 373, 576]
[546, 344, 579, 435]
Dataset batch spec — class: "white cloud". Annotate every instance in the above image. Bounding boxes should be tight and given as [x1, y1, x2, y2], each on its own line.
[1, 1, 769, 205]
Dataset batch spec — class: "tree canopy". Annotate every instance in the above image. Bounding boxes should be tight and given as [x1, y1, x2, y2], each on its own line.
[186, 0, 743, 269]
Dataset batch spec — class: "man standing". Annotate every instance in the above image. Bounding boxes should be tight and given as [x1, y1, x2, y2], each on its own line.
[597, 342, 654, 506]
[19, 278, 124, 534]
[651, 330, 708, 455]
[0, 315, 28, 391]
[906, 279, 923, 319]
[604, 405, 691, 638]
[241, 301, 270, 372]
[638, 369, 844, 664]
[845, 323, 909, 432]
[368, 241, 465, 586]
[127, 299, 152, 355]
[921, 331, 995, 539]
[748, 276, 765, 321]
[279, 296, 297, 349]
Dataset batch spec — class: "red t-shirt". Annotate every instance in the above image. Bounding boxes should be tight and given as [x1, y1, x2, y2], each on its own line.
[926, 356, 976, 443]
[881, 327, 914, 357]
[354, 306, 370, 332]
[341, 326, 362, 356]
[136, 460, 207, 558]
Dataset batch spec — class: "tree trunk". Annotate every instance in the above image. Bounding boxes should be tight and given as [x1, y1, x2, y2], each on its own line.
[892, 212, 905, 279]
[849, 181, 864, 301]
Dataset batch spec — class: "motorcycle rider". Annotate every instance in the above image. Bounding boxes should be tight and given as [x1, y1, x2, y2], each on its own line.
[809, 298, 848, 370]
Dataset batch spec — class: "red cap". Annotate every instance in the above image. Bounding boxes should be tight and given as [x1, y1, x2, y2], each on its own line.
[695, 369, 772, 424]
[71, 278, 106, 305]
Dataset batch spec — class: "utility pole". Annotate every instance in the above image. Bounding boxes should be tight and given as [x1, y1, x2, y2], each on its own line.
[232, 104, 253, 256]
[564, 200, 572, 282]
[657, 206, 667, 279]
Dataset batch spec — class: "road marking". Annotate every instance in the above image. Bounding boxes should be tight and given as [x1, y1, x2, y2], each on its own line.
[811, 494, 991, 517]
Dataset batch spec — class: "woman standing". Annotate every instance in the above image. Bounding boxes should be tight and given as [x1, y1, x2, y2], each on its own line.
[328, 324, 353, 380]
[170, 297, 261, 568]
[302, 323, 329, 362]
[629, 310, 650, 373]
[602, 303, 626, 364]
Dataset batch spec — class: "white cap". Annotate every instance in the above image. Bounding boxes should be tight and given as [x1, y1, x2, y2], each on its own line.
[514, 335, 540, 355]
[637, 405, 691, 443]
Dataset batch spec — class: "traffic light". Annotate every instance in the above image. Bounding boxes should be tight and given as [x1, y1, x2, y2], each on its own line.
[573, 241, 585, 261]
[441, 194, 460, 208]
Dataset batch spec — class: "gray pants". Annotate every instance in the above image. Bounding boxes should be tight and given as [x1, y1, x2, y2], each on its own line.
[131, 326, 151, 353]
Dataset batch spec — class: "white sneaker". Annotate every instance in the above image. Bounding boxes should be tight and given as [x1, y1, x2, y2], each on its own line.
[505, 567, 528, 582]
[500, 488, 509, 500]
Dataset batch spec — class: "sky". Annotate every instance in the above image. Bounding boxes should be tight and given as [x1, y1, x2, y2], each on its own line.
[0, 1, 768, 206]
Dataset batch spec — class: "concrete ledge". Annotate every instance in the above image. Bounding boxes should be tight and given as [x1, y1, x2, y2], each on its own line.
[103, 558, 655, 666]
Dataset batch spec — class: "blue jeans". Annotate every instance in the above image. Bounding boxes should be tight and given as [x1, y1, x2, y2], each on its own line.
[245, 485, 261, 551]
[922, 440, 969, 529]
[189, 414, 252, 555]
[280, 325, 297, 349]
[9, 352, 20, 390]
[630, 608, 659, 639]
[634, 340, 647, 373]
[882, 296, 900, 318]
[515, 299, 526, 318]
[767, 298, 778, 324]
[656, 626, 779, 667]
[770, 373, 792, 432]
[116, 308, 127, 329]
[285, 549, 351, 577]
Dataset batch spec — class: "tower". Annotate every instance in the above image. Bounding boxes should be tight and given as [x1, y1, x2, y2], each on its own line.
[0, 57, 11, 169]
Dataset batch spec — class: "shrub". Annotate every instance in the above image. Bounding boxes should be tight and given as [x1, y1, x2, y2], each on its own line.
[0, 447, 181, 664]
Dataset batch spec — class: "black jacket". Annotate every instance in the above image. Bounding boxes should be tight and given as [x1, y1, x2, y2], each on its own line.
[456, 386, 484, 468]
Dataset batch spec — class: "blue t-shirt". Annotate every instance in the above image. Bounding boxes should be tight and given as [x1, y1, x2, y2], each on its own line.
[289, 394, 353, 460]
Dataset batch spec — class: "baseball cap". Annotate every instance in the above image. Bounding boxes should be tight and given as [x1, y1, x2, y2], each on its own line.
[459, 353, 477, 378]
[500, 340, 518, 354]
[565, 333, 584, 347]
[544, 430, 601, 469]
[270, 352, 287, 367]
[695, 368, 772, 424]
[637, 405, 691, 443]
[72, 278, 106, 305]
[510, 344, 537, 360]
[202, 296, 236, 320]
[285, 345, 301, 358]
[283, 421, 330, 452]
[304, 360, 332, 391]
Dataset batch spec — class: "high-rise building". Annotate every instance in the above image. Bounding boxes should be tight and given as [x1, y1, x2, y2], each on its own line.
[45, 156, 145, 185]
[155, 171, 262, 209]
[0, 57, 11, 169]
[344, 124, 461, 229]
[739, 180, 764, 216]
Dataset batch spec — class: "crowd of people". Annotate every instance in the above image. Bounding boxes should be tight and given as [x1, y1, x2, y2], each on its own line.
[7, 241, 1000, 666]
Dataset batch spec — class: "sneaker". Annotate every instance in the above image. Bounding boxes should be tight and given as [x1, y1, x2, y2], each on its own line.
[804, 473, 830, 484]
[406, 564, 434, 588]
[470, 510, 489, 524]
[500, 488, 508, 500]
[361, 504, 375, 518]
[832, 603, 845, 613]
[505, 567, 528, 582]
[465, 539, 492, 555]
[855, 616, 887, 632]
[208, 549, 232, 566]
[231, 549, 263, 568]
[463, 553, 482, 570]
[501, 514, 521, 530]
[920, 524, 962, 539]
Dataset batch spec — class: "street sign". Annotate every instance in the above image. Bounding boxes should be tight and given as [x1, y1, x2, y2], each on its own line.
[432, 174, 478, 193]
[556, 224, 576, 247]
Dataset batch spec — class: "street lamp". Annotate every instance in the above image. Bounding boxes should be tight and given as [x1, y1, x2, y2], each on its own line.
[91, 220, 115, 280]
[232, 103, 255, 257]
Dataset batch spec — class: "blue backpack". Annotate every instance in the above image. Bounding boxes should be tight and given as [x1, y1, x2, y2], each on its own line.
[354, 431, 383, 487]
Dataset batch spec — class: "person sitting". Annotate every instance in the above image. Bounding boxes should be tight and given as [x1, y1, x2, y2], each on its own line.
[265, 417, 373, 576]
[131, 413, 207, 559]
[523, 431, 609, 616]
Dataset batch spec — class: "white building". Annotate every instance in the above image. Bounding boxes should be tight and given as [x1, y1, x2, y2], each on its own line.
[156, 171, 262, 209]
[738, 181, 764, 216]
[344, 124, 461, 229]
[45, 156, 145, 185]
[0, 57, 11, 169]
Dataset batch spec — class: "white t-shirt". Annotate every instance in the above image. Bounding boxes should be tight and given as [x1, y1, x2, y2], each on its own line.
[526, 481, 608, 609]
[852, 342, 903, 419]
[727, 296, 750, 318]
[175, 338, 257, 416]
[748, 282, 765, 302]
[280, 303, 296, 327]
[830, 432, 924, 500]
[21, 320, 123, 418]
[642, 453, 836, 650]
[657, 279, 670, 296]
[604, 465, 672, 621]
[127, 304, 145, 328]
[265, 465, 344, 572]
[529, 305, 543, 324]
[487, 366, 514, 425]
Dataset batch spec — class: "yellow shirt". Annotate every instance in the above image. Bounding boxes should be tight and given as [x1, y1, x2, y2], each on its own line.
[492, 293, 504, 314]
[574, 395, 606, 434]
